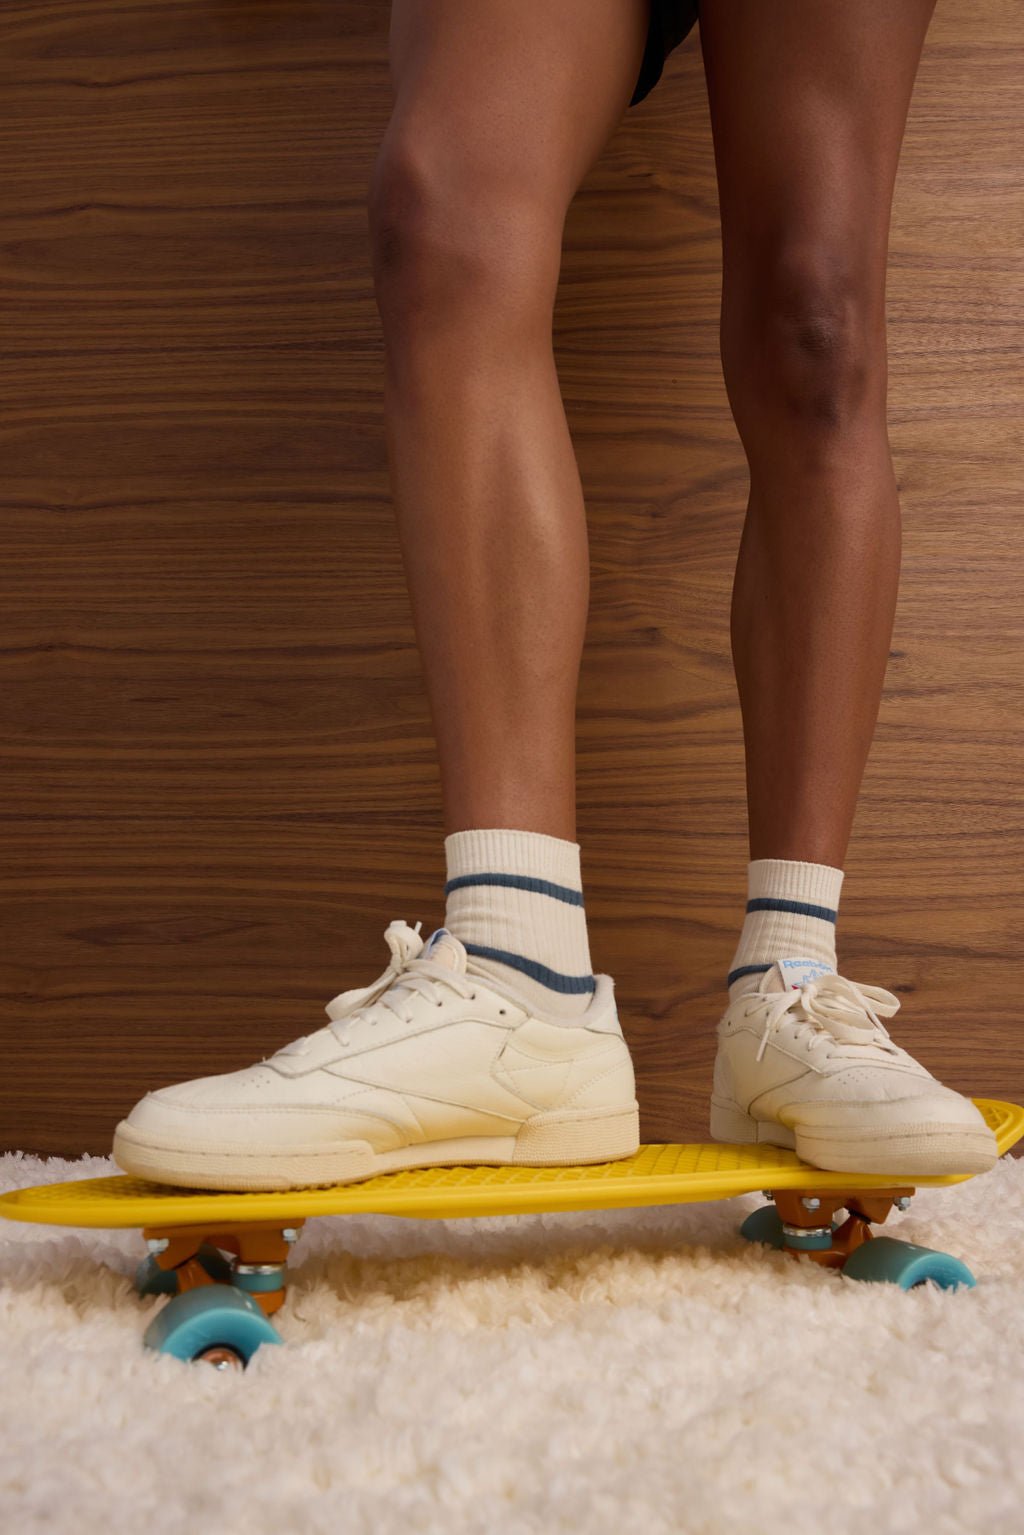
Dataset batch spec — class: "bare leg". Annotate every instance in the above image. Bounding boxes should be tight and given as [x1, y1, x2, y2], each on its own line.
[368, 0, 650, 841]
[699, 0, 937, 866]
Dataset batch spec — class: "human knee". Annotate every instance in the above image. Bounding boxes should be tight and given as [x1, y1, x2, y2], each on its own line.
[368, 140, 562, 330]
[724, 247, 884, 431]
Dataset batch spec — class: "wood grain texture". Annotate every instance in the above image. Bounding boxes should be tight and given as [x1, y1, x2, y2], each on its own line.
[1, 1, 1021, 1157]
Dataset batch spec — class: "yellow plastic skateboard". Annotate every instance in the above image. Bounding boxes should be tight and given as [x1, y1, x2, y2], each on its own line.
[3, 1097, 1021, 1371]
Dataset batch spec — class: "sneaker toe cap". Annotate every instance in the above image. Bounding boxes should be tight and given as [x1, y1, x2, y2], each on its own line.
[113, 1074, 406, 1159]
[121, 1067, 274, 1126]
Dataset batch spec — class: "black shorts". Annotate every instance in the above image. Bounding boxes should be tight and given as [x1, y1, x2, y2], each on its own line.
[630, 0, 699, 107]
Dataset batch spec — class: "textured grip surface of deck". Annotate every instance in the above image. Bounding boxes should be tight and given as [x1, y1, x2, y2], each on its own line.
[0, 1098, 1020, 1229]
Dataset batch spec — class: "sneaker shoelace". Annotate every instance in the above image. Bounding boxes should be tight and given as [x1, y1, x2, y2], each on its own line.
[746, 972, 903, 1063]
[268, 918, 480, 1061]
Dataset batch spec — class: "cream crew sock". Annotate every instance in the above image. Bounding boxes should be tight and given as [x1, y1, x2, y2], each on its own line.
[443, 827, 596, 1022]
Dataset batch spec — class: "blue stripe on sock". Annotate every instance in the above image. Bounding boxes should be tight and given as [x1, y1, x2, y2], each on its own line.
[726, 962, 772, 989]
[445, 871, 583, 906]
[746, 897, 837, 923]
[463, 942, 596, 996]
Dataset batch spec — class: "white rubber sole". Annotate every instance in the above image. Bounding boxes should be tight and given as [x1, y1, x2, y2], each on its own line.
[111, 1103, 641, 1192]
[709, 1095, 999, 1176]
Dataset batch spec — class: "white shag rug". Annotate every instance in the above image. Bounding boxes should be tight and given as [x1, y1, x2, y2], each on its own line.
[1, 1149, 1022, 1535]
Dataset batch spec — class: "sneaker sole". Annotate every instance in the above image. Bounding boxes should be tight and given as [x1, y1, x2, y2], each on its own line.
[111, 1104, 641, 1192]
[709, 1096, 998, 1177]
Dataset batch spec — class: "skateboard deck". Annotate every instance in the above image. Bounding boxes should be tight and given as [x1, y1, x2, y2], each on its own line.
[3, 1096, 1021, 1370]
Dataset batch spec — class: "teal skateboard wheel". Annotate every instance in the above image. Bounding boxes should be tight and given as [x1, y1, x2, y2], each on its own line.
[143, 1283, 283, 1367]
[841, 1235, 976, 1291]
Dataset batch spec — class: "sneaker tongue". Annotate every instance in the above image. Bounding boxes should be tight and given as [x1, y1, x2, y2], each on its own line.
[420, 926, 468, 973]
[761, 956, 837, 994]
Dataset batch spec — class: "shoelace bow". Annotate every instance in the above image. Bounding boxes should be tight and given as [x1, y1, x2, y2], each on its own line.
[748, 972, 902, 1063]
[268, 919, 478, 1061]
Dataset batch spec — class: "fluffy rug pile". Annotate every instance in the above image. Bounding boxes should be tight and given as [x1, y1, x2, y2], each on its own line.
[1, 1149, 1022, 1534]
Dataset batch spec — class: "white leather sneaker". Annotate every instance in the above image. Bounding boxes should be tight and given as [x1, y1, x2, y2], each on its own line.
[710, 956, 998, 1176]
[112, 919, 640, 1191]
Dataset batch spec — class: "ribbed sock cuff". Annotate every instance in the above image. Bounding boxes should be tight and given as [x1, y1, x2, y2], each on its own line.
[445, 828, 583, 896]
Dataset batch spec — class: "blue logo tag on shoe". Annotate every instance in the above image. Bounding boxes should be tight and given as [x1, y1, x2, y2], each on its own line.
[777, 956, 836, 990]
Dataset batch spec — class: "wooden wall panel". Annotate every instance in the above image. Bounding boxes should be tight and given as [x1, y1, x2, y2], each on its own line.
[1, 1, 1021, 1156]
